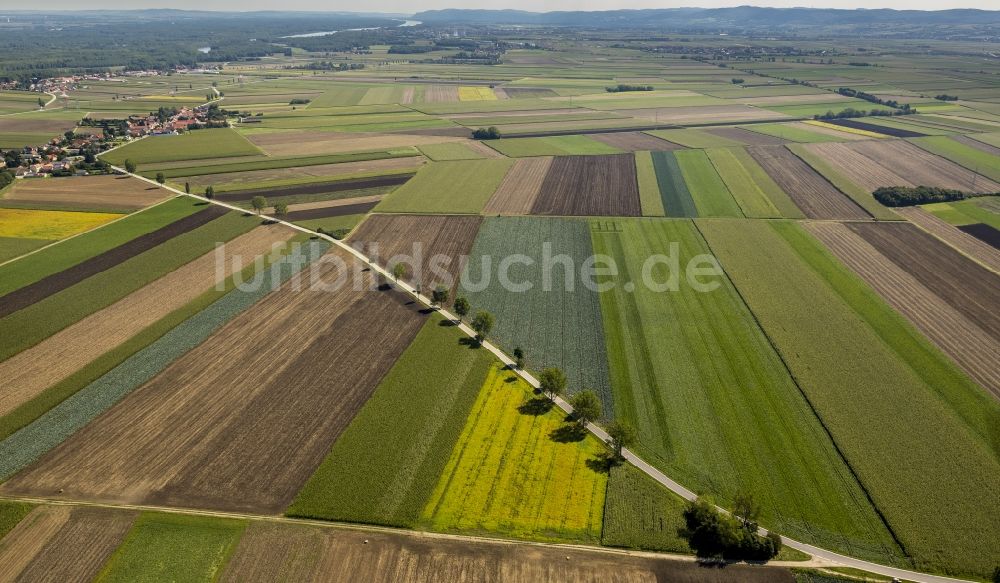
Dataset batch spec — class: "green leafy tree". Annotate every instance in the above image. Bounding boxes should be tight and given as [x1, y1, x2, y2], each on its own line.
[155, 172, 165, 185]
[391, 262, 406, 282]
[538, 367, 567, 402]
[470, 310, 494, 343]
[570, 389, 602, 427]
[605, 419, 637, 459]
[453, 296, 470, 322]
[430, 285, 449, 309]
[184, 182, 191, 194]
[512, 347, 525, 369]
[251, 195, 267, 215]
[204, 186, 215, 200]
[124, 159, 137, 174]
[273, 201, 288, 218]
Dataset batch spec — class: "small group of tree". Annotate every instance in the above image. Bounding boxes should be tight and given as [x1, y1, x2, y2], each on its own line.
[472, 126, 501, 140]
[470, 310, 494, 343]
[155, 172, 165, 185]
[935, 94, 959, 101]
[730, 78, 744, 84]
[605, 84, 654, 93]
[873, 185, 975, 207]
[124, 159, 137, 174]
[289, 98, 311, 105]
[0, 169, 14, 190]
[204, 186, 215, 200]
[387, 45, 437, 54]
[272, 201, 288, 218]
[681, 495, 782, 561]
[251, 195, 267, 215]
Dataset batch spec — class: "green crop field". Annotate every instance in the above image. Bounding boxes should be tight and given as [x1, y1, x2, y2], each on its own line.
[699, 219, 1000, 578]
[706, 147, 799, 218]
[420, 363, 607, 543]
[762, 101, 898, 117]
[635, 151, 666, 216]
[0, 236, 50, 263]
[0, 500, 33, 540]
[786, 144, 898, 220]
[741, 123, 844, 143]
[288, 314, 494, 527]
[674, 150, 744, 217]
[910, 136, 1000, 183]
[647, 128, 744, 148]
[416, 142, 488, 161]
[601, 464, 689, 553]
[591, 219, 900, 561]
[102, 128, 263, 166]
[96, 512, 245, 582]
[460, 217, 614, 412]
[142, 149, 419, 180]
[923, 197, 1000, 230]
[375, 159, 513, 214]
[486, 135, 624, 157]
[649, 151, 697, 217]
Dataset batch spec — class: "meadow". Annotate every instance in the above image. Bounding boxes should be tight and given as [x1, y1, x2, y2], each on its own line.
[375, 159, 513, 214]
[102, 128, 263, 165]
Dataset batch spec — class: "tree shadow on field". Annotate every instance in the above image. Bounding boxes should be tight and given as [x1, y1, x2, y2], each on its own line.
[192, 199, 209, 205]
[518, 397, 553, 416]
[504, 375, 517, 383]
[586, 451, 620, 474]
[550, 423, 587, 444]
[438, 318, 458, 327]
[458, 337, 483, 350]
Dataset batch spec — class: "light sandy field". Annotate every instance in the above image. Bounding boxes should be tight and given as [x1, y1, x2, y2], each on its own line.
[2, 175, 170, 210]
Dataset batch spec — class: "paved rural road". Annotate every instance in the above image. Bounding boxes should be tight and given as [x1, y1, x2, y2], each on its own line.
[108, 165, 974, 583]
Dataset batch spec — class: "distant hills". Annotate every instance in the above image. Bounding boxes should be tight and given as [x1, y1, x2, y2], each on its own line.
[413, 7, 1000, 29]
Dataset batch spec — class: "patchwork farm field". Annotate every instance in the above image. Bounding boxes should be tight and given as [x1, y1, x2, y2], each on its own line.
[1, 175, 169, 211]
[102, 128, 263, 165]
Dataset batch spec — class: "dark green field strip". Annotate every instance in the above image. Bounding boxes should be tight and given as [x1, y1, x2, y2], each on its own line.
[0, 211, 257, 362]
[216, 173, 414, 203]
[651, 151, 697, 218]
[141, 150, 420, 180]
[0, 198, 198, 297]
[0, 205, 227, 319]
[0, 240, 328, 481]
[287, 313, 495, 527]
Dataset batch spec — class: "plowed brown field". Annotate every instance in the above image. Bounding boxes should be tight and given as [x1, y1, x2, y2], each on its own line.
[588, 131, 681, 151]
[483, 157, 552, 215]
[807, 222, 1000, 398]
[2, 175, 169, 210]
[705, 127, 786, 145]
[348, 214, 482, 295]
[531, 154, 640, 216]
[747, 146, 870, 219]
[803, 142, 910, 191]
[847, 139, 1000, 193]
[1, 247, 427, 514]
[0, 506, 71, 582]
[0, 224, 295, 417]
[895, 207, 1000, 273]
[423, 85, 460, 103]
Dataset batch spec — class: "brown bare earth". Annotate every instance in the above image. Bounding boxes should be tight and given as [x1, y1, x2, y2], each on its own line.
[483, 157, 553, 215]
[895, 206, 1000, 273]
[806, 222, 1000, 398]
[348, 214, 483, 295]
[189, 157, 427, 188]
[0, 247, 427, 514]
[847, 222, 1000, 342]
[2, 175, 169, 210]
[400, 87, 415, 104]
[589, 131, 682, 151]
[706, 127, 788, 145]
[0, 117, 76, 135]
[747, 146, 871, 220]
[617, 105, 788, 125]
[247, 131, 463, 156]
[0, 506, 72, 583]
[532, 154, 641, 216]
[0, 224, 295, 418]
[847, 139, 1000, 193]
[11, 507, 136, 583]
[803, 142, 911, 191]
[423, 85, 460, 103]
[221, 522, 794, 583]
[268, 195, 385, 215]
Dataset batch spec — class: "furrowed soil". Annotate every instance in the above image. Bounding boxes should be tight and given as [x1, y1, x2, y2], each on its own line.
[895, 206, 1000, 273]
[0, 506, 72, 581]
[0, 224, 294, 418]
[531, 154, 640, 216]
[705, 127, 787, 145]
[246, 131, 462, 157]
[348, 214, 482, 297]
[846, 139, 1000, 193]
[588, 131, 681, 151]
[802, 142, 911, 192]
[215, 174, 413, 202]
[1, 248, 427, 514]
[2, 175, 169, 211]
[807, 221, 1000, 398]
[483, 157, 552, 215]
[747, 146, 871, 219]
[0, 205, 227, 318]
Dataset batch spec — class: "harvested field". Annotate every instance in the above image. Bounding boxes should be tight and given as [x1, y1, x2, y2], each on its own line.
[895, 206, 1000, 272]
[588, 131, 681, 151]
[952, 134, 1000, 157]
[846, 139, 1000, 193]
[483, 157, 552, 215]
[5, 507, 135, 583]
[0, 225, 294, 418]
[803, 142, 910, 191]
[531, 154, 641, 216]
[1, 248, 427, 514]
[847, 222, 1000, 342]
[422, 85, 460, 103]
[348, 214, 482, 296]
[0, 205, 227, 319]
[747, 146, 871, 219]
[286, 201, 378, 221]
[739, 93, 853, 106]
[188, 157, 426, 189]
[617, 104, 787, 125]
[267, 195, 384, 216]
[246, 131, 462, 157]
[821, 118, 924, 138]
[1, 175, 169, 211]
[220, 520, 794, 583]
[959, 223, 1000, 249]
[705, 126, 788, 145]
[0, 117, 76, 135]
[215, 174, 414, 202]
[807, 222, 1000, 398]
[0, 506, 72, 580]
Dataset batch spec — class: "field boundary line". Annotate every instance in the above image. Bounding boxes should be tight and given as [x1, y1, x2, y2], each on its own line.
[109, 164, 975, 583]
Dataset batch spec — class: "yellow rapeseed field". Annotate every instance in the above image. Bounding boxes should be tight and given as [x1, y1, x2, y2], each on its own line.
[421, 364, 607, 542]
[458, 86, 498, 101]
[0, 208, 123, 240]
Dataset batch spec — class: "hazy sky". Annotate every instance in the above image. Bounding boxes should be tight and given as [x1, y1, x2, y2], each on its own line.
[0, 1, 989, 12]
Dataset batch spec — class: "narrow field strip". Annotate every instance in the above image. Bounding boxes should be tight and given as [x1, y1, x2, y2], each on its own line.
[850, 139, 1000, 193]
[747, 146, 871, 220]
[0, 224, 295, 419]
[674, 150, 744, 217]
[895, 206, 1000, 273]
[634, 151, 666, 217]
[0, 204, 227, 319]
[650, 151, 697, 218]
[0, 505, 72, 577]
[0, 241, 328, 481]
[785, 144, 898, 221]
[0, 208, 123, 240]
[707, 147, 800, 218]
[483, 156, 552, 215]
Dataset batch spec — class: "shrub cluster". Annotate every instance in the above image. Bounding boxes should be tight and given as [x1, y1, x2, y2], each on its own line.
[472, 126, 501, 140]
[872, 185, 975, 207]
[681, 498, 782, 562]
[606, 84, 654, 93]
